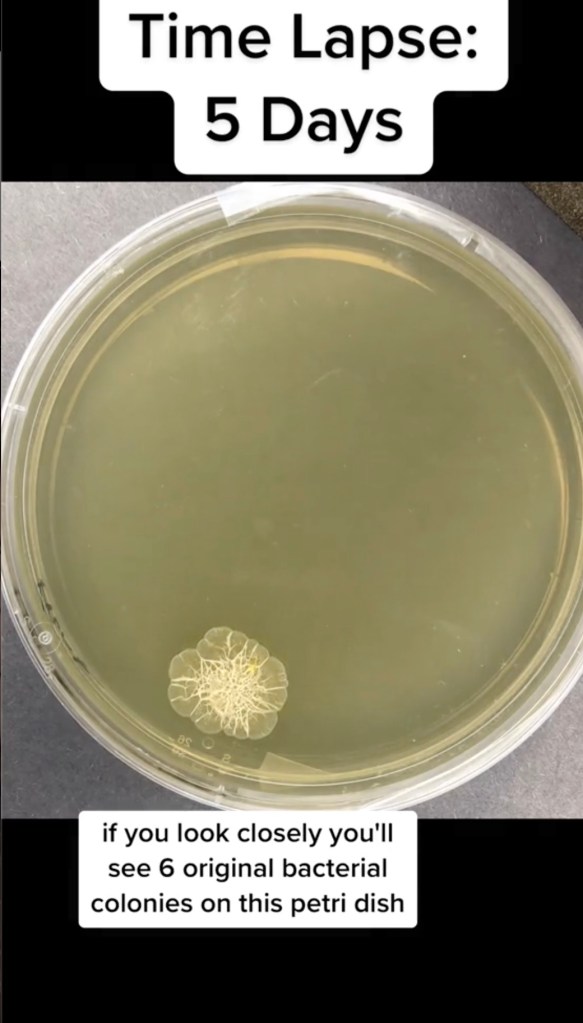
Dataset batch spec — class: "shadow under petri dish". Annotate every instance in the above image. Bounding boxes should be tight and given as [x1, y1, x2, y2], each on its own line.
[28, 206, 583, 783]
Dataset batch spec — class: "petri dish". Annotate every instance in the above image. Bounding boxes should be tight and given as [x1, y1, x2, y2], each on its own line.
[2, 182, 583, 809]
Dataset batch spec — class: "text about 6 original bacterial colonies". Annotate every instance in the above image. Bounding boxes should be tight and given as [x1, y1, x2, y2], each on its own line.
[79, 812, 418, 928]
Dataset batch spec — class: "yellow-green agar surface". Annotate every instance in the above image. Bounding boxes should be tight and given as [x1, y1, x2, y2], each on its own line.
[26, 209, 583, 783]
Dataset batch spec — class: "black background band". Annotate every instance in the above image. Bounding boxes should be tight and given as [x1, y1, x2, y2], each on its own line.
[2, 818, 580, 1000]
[1, 0, 582, 181]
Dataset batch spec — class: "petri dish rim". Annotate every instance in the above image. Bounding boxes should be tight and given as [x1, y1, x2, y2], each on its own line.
[2, 181, 583, 810]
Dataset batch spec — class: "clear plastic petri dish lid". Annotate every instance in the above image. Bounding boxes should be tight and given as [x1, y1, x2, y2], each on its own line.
[2, 182, 583, 810]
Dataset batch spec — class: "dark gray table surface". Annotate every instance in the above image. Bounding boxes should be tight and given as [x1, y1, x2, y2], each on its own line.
[2, 181, 582, 818]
